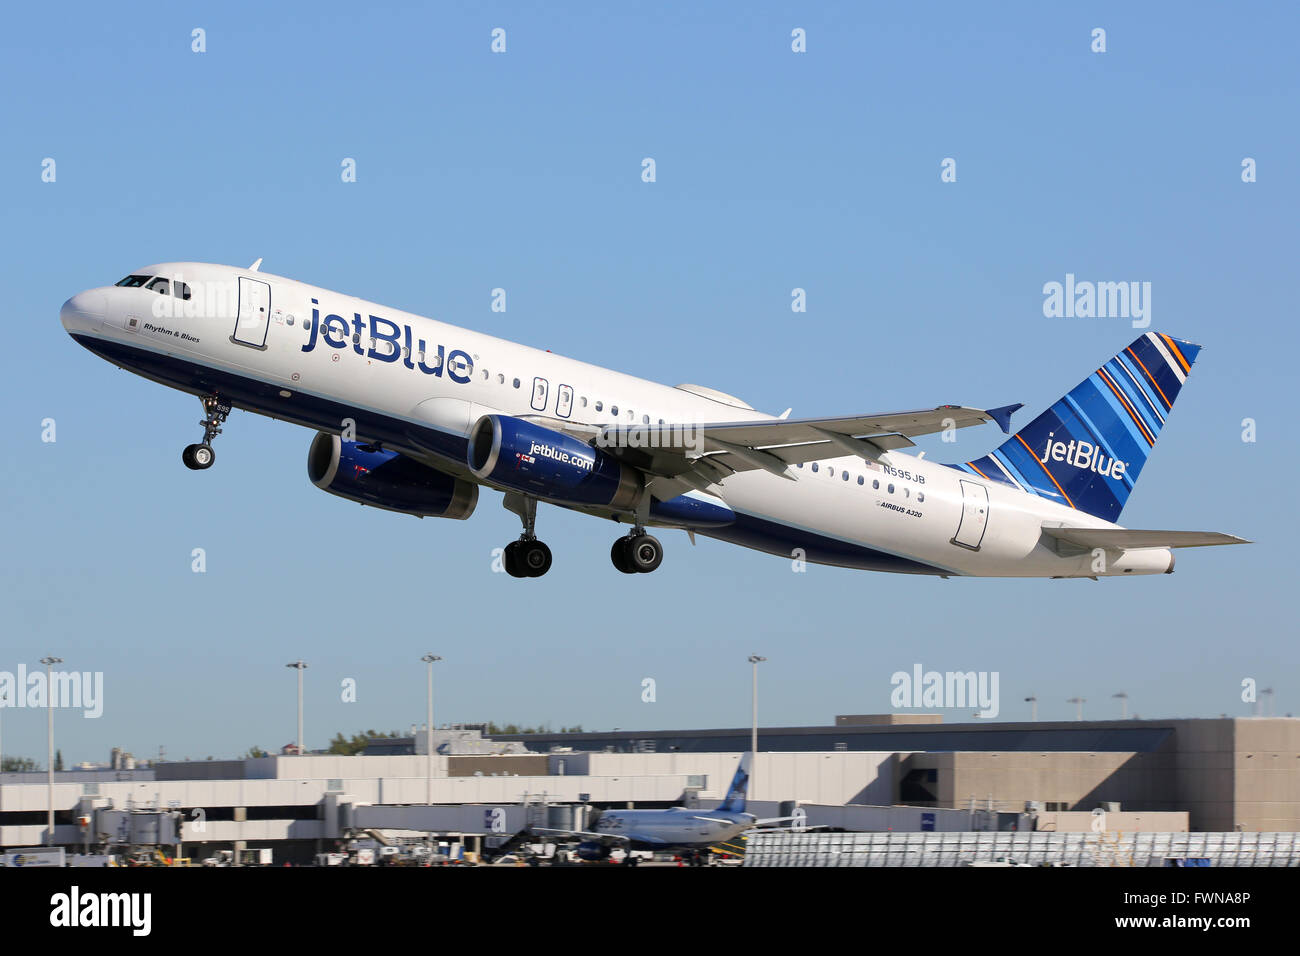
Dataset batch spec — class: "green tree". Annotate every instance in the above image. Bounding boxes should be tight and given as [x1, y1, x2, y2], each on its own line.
[54, 749, 64, 771]
[1, 756, 38, 772]
[245, 746, 268, 759]
[327, 730, 379, 756]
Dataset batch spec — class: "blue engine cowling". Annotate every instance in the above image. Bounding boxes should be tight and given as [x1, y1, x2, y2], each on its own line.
[575, 841, 612, 861]
[467, 415, 641, 510]
[308, 432, 478, 518]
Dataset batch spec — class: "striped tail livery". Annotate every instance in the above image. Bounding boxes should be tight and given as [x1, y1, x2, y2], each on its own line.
[954, 332, 1199, 521]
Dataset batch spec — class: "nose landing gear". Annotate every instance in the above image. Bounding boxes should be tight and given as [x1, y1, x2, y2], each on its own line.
[182, 394, 230, 471]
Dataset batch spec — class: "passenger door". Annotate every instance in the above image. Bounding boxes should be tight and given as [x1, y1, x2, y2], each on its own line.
[951, 480, 989, 551]
[233, 276, 271, 348]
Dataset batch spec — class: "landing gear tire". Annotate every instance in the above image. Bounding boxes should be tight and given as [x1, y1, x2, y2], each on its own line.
[504, 538, 551, 577]
[611, 538, 636, 574]
[626, 534, 663, 573]
[503, 540, 524, 578]
[182, 443, 215, 470]
[519, 539, 552, 577]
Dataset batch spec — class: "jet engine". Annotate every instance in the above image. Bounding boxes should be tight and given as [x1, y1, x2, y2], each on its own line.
[307, 432, 478, 519]
[467, 414, 641, 510]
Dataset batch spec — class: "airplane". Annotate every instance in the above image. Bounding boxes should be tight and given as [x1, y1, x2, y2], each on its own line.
[60, 261, 1248, 578]
[531, 752, 774, 866]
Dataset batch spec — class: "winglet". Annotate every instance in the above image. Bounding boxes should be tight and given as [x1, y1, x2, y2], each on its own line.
[986, 403, 1023, 435]
[249, 257, 263, 272]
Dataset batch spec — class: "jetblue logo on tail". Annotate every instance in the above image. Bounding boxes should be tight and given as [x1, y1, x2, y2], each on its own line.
[952, 332, 1201, 522]
[1038, 433, 1129, 481]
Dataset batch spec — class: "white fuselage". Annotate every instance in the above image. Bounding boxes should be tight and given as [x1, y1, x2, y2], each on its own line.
[60, 262, 1173, 578]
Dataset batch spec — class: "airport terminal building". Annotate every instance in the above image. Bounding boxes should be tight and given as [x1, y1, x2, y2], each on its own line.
[0, 715, 1295, 864]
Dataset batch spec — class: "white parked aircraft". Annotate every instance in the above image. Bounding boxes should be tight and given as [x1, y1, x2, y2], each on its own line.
[532, 753, 771, 865]
[61, 262, 1247, 578]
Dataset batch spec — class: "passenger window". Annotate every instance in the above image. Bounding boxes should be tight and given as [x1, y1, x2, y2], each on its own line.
[917, 492, 925, 503]
[642, 414, 649, 424]
[145, 277, 170, 295]
[842, 472, 849, 481]
[857, 476, 864, 485]
[595, 401, 603, 412]
[611, 405, 618, 416]
[873, 479, 879, 490]
[498, 374, 505, 384]
[513, 378, 520, 388]
[580, 397, 588, 407]
[888, 484, 895, 494]
[811, 463, 819, 473]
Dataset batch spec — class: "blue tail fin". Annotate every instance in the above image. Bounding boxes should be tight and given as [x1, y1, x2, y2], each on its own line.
[952, 332, 1201, 521]
[715, 753, 751, 812]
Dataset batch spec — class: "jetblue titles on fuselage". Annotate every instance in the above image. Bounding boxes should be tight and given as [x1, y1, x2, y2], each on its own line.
[302, 299, 474, 383]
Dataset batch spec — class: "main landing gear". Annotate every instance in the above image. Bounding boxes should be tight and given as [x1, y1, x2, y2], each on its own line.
[182, 394, 230, 471]
[610, 529, 663, 574]
[502, 495, 552, 578]
[499, 495, 666, 578]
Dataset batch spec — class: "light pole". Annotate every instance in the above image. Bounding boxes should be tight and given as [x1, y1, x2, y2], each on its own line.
[1068, 696, 1086, 721]
[41, 656, 62, 845]
[1113, 691, 1129, 719]
[421, 655, 442, 805]
[286, 661, 308, 755]
[1, 691, 7, 813]
[1024, 695, 1038, 722]
[748, 655, 766, 800]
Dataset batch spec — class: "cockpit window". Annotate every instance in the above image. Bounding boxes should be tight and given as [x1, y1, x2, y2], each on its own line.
[175, 281, 191, 300]
[115, 275, 151, 288]
[145, 277, 170, 295]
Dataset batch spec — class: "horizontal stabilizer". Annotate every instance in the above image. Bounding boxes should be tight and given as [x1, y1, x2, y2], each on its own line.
[1042, 527, 1252, 550]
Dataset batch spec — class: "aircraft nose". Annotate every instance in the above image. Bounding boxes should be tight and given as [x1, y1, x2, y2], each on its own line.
[60, 291, 106, 334]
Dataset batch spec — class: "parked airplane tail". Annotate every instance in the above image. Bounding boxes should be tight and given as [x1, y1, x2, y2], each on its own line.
[715, 752, 752, 813]
[953, 332, 1201, 521]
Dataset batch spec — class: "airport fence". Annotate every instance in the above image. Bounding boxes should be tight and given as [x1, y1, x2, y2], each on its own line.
[743, 830, 1300, 867]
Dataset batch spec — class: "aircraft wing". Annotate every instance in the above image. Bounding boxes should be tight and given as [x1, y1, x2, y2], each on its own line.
[593, 404, 1021, 490]
[1042, 527, 1252, 551]
[529, 827, 674, 846]
[530, 826, 626, 843]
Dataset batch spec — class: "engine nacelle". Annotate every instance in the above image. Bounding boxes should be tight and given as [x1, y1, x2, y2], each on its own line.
[575, 841, 612, 862]
[308, 432, 478, 519]
[467, 415, 640, 510]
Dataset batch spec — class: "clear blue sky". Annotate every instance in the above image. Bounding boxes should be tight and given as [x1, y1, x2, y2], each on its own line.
[1, 1, 1295, 765]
